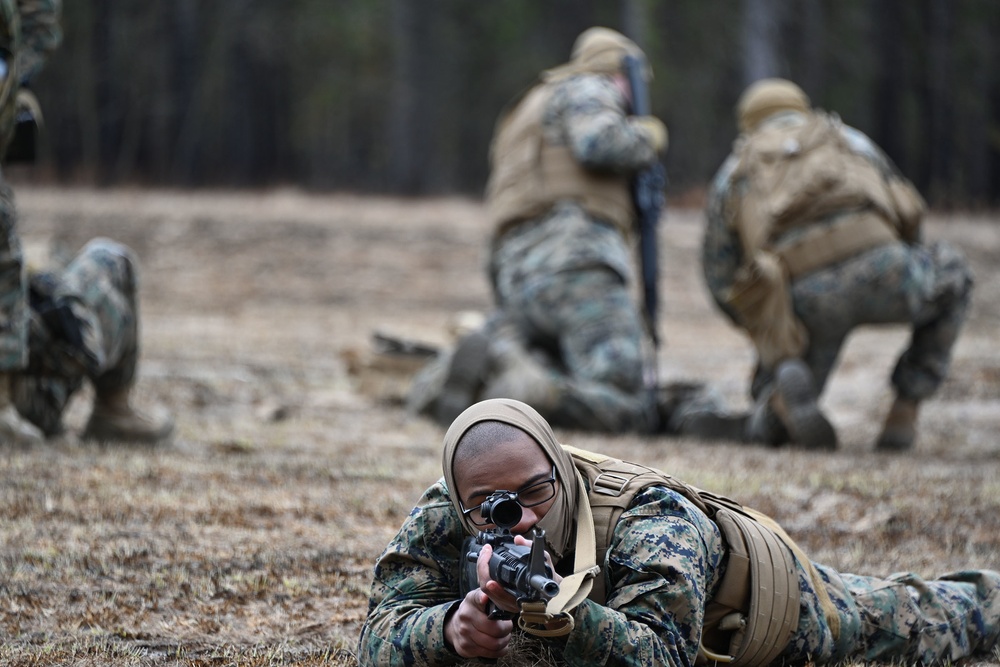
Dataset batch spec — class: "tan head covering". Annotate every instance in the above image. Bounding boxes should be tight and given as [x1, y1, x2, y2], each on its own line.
[736, 78, 810, 133]
[442, 398, 579, 560]
[542, 26, 649, 83]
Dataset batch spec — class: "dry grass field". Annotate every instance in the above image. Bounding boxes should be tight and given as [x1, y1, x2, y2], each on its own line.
[2, 185, 999, 666]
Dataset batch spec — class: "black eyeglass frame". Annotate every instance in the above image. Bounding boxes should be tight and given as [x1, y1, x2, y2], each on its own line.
[459, 465, 558, 527]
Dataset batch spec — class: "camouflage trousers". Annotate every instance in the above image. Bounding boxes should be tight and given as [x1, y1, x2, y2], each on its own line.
[752, 241, 973, 405]
[495, 266, 661, 433]
[0, 180, 28, 372]
[12, 238, 139, 436]
[786, 566, 1000, 664]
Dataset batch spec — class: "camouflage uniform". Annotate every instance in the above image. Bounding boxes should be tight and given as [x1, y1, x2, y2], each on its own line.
[359, 476, 1000, 666]
[12, 238, 139, 436]
[412, 71, 674, 434]
[490, 67, 663, 435]
[703, 114, 973, 438]
[0, 0, 62, 372]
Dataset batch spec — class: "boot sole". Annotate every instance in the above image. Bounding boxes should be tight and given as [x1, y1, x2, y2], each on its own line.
[774, 360, 837, 450]
[434, 331, 490, 426]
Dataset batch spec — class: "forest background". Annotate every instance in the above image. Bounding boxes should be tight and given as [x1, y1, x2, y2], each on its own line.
[5, 1, 1000, 664]
[23, 0, 1000, 207]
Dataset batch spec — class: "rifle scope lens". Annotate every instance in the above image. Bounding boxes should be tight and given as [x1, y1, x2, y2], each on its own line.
[480, 492, 522, 529]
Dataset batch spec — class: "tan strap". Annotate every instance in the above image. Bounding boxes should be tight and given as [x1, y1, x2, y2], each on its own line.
[772, 209, 898, 280]
[518, 600, 575, 637]
[519, 468, 600, 638]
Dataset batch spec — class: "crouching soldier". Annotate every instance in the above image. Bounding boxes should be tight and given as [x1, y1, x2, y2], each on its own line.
[11, 237, 174, 444]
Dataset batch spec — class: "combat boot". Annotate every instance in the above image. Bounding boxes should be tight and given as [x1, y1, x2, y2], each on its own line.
[480, 324, 560, 414]
[0, 373, 44, 445]
[434, 327, 492, 426]
[770, 358, 837, 450]
[82, 389, 175, 445]
[480, 355, 560, 414]
[875, 396, 919, 452]
[658, 381, 748, 441]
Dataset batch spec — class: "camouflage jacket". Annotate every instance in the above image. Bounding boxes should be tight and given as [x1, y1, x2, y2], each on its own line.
[702, 111, 905, 323]
[489, 74, 659, 288]
[357, 478, 727, 667]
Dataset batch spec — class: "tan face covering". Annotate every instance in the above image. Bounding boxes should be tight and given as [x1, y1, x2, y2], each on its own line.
[442, 398, 579, 560]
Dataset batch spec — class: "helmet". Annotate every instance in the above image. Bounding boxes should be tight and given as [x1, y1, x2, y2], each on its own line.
[736, 78, 810, 133]
[543, 26, 649, 82]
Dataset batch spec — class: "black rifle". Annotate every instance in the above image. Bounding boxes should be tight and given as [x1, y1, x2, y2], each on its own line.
[623, 53, 667, 348]
[459, 492, 560, 620]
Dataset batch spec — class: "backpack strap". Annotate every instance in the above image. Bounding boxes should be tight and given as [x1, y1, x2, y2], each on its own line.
[563, 445, 807, 667]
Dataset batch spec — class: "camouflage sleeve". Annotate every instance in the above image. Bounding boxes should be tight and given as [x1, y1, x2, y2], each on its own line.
[702, 154, 744, 322]
[15, 0, 62, 83]
[840, 124, 899, 180]
[560, 487, 725, 667]
[357, 480, 468, 667]
[840, 124, 925, 242]
[546, 74, 658, 174]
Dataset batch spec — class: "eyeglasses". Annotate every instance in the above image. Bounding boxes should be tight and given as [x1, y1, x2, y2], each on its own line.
[459, 465, 558, 527]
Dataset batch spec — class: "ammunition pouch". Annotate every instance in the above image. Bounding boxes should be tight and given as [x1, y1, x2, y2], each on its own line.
[726, 251, 807, 369]
[698, 503, 800, 667]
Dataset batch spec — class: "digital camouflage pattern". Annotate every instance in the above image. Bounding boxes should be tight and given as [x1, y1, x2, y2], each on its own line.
[408, 71, 674, 434]
[482, 73, 660, 433]
[358, 476, 1000, 666]
[0, 182, 26, 370]
[0, 0, 61, 372]
[703, 113, 973, 411]
[12, 238, 139, 436]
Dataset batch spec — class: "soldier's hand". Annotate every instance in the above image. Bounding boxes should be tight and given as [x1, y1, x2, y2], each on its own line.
[444, 587, 513, 659]
[632, 115, 669, 153]
[477, 543, 520, 614]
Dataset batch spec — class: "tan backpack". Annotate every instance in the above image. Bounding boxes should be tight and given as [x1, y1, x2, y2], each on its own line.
[722, 112, 924, 366]
[564, 445, 840, 667]
[730, 111, 900, 258]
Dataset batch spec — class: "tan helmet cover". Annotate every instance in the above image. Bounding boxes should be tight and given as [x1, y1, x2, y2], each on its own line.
[736, 78, 810, 133]
[543, 26, 649, 83]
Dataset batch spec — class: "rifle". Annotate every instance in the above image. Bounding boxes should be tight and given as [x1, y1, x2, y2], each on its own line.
[459, 491, 560, 620]
[623, 53, 667, 349]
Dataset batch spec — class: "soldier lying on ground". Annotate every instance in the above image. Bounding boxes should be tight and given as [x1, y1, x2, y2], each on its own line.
[358, 398, 1000, 666]
[9, 237, 174, 445]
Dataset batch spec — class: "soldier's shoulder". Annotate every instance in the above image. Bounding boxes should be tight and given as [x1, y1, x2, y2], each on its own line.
[551, 73, 621, 110]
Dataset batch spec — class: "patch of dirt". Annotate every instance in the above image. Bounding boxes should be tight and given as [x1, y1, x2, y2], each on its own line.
[3, 185, 1000, 665]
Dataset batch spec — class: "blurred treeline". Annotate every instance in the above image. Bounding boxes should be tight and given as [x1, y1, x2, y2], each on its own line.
[28, 0, 1000, 207]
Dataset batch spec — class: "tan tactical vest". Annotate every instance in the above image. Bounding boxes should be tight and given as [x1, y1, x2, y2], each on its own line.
[722, 111, 925, 367]
[484, 82, 634, 240]
[565, 445, 837, 667]
[729, 110, 906, 265]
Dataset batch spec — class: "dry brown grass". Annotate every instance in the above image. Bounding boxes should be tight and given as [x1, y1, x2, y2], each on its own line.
[2, 185, 999, 665]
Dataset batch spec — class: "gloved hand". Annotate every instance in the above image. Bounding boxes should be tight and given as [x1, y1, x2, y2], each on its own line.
[632, 115, 668, 153]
